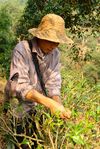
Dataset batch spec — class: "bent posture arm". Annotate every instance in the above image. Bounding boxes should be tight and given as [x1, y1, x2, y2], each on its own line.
[25, 89, 71, 119]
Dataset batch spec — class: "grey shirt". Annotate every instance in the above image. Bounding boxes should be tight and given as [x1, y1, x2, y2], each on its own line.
[10, 38, 61, 116]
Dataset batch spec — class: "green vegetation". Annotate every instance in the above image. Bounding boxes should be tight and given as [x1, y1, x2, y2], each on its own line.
[0, 0, 26, 78]
[0, 68, 99, 148]
[16, 0, 99, 38]
[0, 0, 100, 148]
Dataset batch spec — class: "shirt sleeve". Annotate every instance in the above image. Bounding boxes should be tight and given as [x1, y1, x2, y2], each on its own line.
[10, 42, 35, 100]
[45, 49, 62, 97]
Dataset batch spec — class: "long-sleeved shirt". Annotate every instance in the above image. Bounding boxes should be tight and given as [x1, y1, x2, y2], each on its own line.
[10, 38, 61, 117]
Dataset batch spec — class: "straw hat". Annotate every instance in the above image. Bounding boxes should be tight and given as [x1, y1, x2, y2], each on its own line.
[28, 13, 73, 44]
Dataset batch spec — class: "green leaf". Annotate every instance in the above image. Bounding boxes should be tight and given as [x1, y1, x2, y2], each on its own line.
[21, 138, 29, 145]
[72, 135, 85, 145]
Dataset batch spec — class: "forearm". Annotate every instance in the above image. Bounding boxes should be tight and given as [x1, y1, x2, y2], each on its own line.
[25, 89, 60, 109]
[25, 89, 71, 119]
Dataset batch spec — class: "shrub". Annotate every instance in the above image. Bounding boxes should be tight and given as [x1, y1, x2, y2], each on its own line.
[16, 0, 99, 39]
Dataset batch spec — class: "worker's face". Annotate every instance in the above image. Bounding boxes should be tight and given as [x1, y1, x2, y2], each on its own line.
[37, 38, 59, 54]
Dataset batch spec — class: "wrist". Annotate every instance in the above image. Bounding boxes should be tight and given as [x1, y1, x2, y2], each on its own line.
[52, 95, 62, 104]
[48, 98, 61, 109]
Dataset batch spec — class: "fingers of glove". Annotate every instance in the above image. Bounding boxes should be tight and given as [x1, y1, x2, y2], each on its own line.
[60, 111, 71, 119]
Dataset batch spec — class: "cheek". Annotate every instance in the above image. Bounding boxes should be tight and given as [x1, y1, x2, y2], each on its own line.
[45, 44, 52, 50]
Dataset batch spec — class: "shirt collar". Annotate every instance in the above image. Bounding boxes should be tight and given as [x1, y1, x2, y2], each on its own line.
[31, 37, 45, 59]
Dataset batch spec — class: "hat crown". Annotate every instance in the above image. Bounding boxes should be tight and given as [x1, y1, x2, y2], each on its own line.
[38, 14, 65, 32]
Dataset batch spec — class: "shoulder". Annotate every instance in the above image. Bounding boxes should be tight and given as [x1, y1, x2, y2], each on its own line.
[13, 40, 30, 55]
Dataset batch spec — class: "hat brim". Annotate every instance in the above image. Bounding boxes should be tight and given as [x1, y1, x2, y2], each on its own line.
[28, 28, 73, 44]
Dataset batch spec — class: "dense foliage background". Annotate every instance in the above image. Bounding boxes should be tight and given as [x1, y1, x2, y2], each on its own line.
[0, 0, 100, 148]
[16, 0, 99, 37]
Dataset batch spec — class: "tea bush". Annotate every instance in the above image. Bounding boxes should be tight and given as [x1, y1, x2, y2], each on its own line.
[0, 69, 99, 148]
